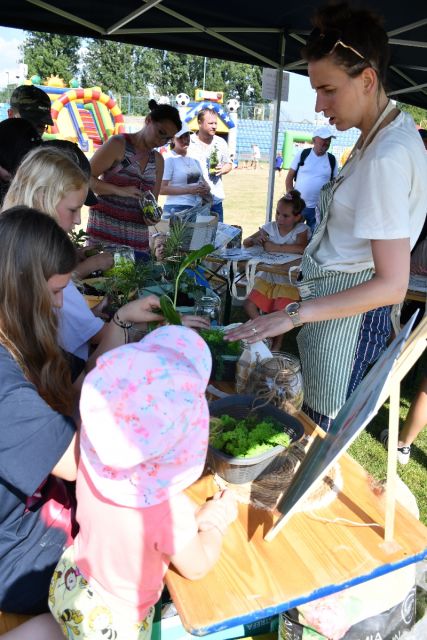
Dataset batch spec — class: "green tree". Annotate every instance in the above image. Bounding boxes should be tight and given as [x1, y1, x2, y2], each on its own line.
[21, 32, 81, 85]
[82, 39, 159, 112]
[397, 102, 427, 126]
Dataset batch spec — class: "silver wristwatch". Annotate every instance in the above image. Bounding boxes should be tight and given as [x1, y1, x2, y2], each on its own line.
[284, 301, 303, 328]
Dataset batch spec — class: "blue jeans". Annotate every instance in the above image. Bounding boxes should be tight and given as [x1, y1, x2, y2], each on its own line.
[302, 207, 316, 232]
[210, 200, 224, 223]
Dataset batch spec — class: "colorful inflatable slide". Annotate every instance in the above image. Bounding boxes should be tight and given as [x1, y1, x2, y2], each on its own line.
[39, 80, 125, 152]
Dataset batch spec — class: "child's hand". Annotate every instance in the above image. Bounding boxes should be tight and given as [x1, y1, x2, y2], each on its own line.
[196, 490, 238, 534]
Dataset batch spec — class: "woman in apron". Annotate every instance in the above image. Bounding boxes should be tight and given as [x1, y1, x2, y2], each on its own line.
[226, 3, 427, 430]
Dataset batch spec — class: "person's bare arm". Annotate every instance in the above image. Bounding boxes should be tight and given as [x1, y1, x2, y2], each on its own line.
[74, 252, 114, 278]
[226, 238, 410, 342]
[51, 433, 79, 481]
[243, 229, 267, 247]
[171, 491, 237, 580]
[160, 179, 208, 197]
[285, 168, 296, 192]
[152, 151, 164, 199]
[85, 295, 164, 372]
[216, 162, 232, 176]
[90, 136, 140, 198]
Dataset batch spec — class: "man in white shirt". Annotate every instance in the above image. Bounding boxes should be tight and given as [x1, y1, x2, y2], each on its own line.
[285, 126, 338, 231]
[188, 107, 232, 222]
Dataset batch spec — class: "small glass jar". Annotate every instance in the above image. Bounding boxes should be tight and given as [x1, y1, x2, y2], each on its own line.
[102, 244, 135, 266]
[246, 352, 304, 415]
[194, 295, 221, 325]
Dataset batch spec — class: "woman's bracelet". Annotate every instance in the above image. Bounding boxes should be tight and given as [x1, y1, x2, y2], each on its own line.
[113, 312, 133, 344]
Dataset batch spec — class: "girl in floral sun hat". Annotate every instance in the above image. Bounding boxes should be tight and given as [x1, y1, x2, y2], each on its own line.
[49, 325, 237, 640]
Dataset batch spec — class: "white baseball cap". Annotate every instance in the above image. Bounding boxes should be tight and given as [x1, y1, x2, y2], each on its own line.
[313, 126, 336, 139]
[175, 122, 191, 137]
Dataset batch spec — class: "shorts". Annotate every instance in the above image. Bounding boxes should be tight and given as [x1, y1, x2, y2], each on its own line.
[49, 546, 154, 639]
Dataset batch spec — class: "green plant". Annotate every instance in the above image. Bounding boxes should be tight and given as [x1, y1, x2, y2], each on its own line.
[91, 260, 151, 308]
[69, 228, 90, 247]
[160, 244, 215, 324]
[210, 414, 291, 457]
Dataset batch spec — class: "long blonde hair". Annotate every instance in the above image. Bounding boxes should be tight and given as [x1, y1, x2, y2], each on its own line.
[0, 207, 77, 414]
[3, 146, 88, 220]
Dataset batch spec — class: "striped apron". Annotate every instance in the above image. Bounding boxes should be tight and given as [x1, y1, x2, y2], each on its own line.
[297, 180, 378, 421]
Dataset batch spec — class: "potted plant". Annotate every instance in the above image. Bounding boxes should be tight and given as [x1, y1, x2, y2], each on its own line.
[199, 327, 243, 381]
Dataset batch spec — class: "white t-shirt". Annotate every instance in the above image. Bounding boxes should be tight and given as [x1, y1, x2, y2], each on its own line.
[291, 148, 338, 207]
[313, 112, 427, 272]
[58, 281, 104, 360]
[163, 153, 204, 207]
[188, 134, 230, 201]
[262, 220, 309, 245]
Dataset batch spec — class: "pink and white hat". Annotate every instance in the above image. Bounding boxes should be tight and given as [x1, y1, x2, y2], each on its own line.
[79, 325, 212, 507]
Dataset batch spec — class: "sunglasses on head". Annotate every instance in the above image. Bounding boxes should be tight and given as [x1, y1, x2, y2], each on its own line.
[307, 28, 377, 71]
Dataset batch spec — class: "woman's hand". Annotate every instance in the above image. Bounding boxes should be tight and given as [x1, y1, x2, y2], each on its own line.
[118, 295, 164, 324]
[181, 315, 211, 329]
[224, 311, 293, 343]
[117, 184, 141, 198]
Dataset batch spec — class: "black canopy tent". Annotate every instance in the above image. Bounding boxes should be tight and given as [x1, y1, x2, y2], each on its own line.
[1, 0, 426, 217]
[1, 0, 426, 109]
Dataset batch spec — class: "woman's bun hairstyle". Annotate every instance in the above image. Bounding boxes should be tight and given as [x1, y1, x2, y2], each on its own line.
[302, 2, 389, 87]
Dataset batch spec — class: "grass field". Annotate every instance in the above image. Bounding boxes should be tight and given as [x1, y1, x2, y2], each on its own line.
[82, 163, 427, 525]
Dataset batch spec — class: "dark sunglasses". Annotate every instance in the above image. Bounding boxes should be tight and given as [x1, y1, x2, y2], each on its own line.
[307, 28, 377, 72]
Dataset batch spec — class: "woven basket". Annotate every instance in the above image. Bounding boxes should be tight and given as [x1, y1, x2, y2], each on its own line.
[208, 395, 304, 484]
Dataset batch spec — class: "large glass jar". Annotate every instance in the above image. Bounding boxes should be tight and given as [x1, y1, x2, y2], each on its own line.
[194, 295, 221, 326]
[246, 352, 304, 415]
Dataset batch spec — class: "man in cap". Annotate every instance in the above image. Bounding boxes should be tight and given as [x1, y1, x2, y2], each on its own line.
[285, 125, 338, 231]
[8, 85, 53, 136]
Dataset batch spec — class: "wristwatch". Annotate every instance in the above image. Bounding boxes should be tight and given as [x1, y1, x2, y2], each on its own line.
[284, 301, 303, 328]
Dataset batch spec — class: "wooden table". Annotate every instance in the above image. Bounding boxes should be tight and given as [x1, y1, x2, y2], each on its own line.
[165, 409, 427, 636]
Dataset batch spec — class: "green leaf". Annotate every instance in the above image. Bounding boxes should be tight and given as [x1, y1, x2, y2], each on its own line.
[174, 243, 214, 306]
[159, 294, 182, 325]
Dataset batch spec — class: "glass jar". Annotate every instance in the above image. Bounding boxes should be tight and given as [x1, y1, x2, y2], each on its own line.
[246, 352, 304, 415]
[194, 295, 221, 325]
[102, 244, 135, 266]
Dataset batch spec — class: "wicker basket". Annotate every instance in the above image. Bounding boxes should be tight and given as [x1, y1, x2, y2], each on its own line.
[208, 395, 304, 484]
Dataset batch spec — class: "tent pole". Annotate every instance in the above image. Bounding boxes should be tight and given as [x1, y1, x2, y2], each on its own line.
[265, 34, 286, 223]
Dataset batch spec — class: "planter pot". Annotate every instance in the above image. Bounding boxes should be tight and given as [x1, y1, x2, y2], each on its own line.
[211, 355, 239, 382]
[207, 395, 304, 484]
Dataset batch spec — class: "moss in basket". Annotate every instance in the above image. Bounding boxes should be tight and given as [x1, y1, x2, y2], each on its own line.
[210, 414, 291, 458]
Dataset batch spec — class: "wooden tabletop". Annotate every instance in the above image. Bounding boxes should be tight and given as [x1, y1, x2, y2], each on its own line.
[165, 409, 427, 635]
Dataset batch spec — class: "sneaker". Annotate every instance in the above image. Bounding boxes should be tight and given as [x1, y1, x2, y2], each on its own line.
[380, 429, 411, 465]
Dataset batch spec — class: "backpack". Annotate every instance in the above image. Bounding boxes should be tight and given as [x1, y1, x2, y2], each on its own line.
[294, 148, 336, 181]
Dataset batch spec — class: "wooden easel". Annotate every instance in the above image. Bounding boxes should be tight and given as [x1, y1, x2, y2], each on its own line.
[378, 315, 427, 541]
[265, 315, 427, 543]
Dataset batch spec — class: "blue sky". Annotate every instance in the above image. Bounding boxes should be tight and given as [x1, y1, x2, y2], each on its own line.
[0, 26, 25, 86]
[0, 26, 317, 121]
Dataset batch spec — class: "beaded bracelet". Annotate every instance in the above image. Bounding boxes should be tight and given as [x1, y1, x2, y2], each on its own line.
[112, 312, 133, 329]
[113, 312, 133, 344]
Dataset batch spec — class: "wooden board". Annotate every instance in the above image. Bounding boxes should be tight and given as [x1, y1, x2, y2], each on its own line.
[166, 412, 427, 635]
[267, 316, 418, 540]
